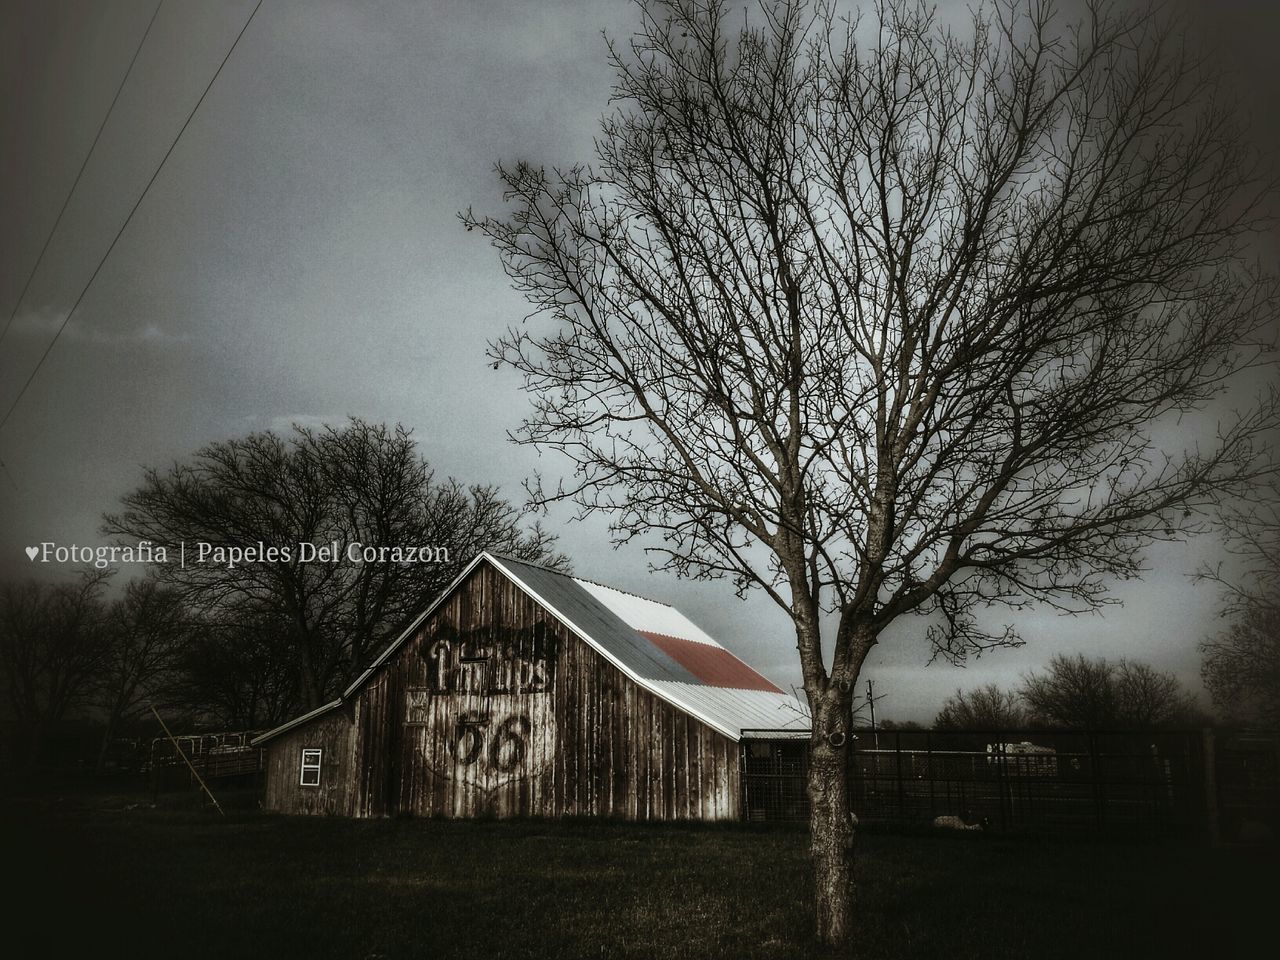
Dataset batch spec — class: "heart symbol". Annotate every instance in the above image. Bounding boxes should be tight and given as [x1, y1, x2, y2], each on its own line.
[25, 545, 39, 561]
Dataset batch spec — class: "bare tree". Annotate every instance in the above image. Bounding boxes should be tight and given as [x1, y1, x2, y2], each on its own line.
[1114, 658, 1202, 727]
[0, 571, 112, 769]
[934, 682, 1025, 729]
[464, 0, 1276, 944]
[104, 418, 562, 711]
[1200, 483, 1280, 725]
[1021, 653, 1200, 728]
[1021, 653, 1118, 727]
[93, 578, 193, 772]
[1202, 604, 1280, 726]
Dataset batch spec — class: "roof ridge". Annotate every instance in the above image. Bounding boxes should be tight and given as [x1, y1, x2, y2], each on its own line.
[487, 550, 675, 609]
[572, 573, 675, 608]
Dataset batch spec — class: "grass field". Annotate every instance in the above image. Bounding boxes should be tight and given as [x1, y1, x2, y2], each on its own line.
[3, 784, 1272, 959]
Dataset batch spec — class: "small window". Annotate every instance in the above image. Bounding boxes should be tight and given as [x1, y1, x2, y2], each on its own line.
[300, 748, 322, 786]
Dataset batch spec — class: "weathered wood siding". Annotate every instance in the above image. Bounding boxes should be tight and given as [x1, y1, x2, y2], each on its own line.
[263, 559, 740, 820]
[263, 705, 355, 816]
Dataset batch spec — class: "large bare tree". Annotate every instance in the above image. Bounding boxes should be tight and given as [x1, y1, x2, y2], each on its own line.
[464, 0, 1276, 944]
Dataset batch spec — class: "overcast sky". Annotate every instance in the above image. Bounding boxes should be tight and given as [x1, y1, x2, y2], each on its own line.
[1, 0, 1276, 723]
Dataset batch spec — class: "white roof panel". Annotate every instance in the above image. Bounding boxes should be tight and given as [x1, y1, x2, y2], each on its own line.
[574, 578, 722, 647]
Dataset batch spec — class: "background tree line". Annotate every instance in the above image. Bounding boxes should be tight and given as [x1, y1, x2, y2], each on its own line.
[932, 654, 1209, 731]
[0, 419, 561, 770]
[928, 499, 1280, 732]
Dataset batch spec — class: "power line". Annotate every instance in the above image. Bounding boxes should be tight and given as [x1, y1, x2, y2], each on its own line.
[0, 0, 265, 435]
[0, 0, 165, 351]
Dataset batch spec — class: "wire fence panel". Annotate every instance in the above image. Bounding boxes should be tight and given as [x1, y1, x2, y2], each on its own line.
[740, 728, 1243, 837]
[740, 738, 810, 822]
[1215, 731, 1280, 842]
[852, 730, 1206, 836]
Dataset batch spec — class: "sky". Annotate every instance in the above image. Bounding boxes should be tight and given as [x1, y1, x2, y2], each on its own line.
[1, 0, 1276, 724]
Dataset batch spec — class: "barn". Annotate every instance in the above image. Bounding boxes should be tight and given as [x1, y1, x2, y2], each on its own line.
[252, 551, 810, 820]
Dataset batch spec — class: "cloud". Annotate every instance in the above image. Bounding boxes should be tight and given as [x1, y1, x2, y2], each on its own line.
[4, 308, 190, 345]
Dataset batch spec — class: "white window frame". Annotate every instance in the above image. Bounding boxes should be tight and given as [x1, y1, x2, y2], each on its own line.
[300, 747, 323, 787]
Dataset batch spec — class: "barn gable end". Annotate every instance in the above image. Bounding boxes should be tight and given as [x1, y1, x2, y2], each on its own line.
[256, 553, 806, 820]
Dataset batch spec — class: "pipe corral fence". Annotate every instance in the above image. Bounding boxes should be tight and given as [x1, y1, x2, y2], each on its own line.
[740, 728, 1280, 842]
[147, 729, 265, 792]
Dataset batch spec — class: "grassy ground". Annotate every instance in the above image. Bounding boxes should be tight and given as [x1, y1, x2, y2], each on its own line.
[3, 784, 1273, 959]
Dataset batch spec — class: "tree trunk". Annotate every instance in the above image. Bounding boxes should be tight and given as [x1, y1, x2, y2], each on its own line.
[298, 658, 323, 711]
[95, 719, 115, 775]
[809, 717, 855, 946]
[23, 720, 46, 772]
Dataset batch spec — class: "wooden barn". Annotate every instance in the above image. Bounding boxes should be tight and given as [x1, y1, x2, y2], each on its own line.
[253, 552, 809, 820]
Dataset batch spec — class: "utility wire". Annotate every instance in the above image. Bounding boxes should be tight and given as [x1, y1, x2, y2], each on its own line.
[0, 0, 265, 435]
[0, 0, 165, 351]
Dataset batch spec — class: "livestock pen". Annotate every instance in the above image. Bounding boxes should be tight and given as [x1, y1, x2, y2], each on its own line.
[741, 728, 1277, 840]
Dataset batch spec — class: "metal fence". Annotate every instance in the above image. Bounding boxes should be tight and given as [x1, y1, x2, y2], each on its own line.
[852, 729, 1208, 836]
[1214, 731, 1280, 842]
[741, 735, 810, 822]
[740, 728, 1246, 837]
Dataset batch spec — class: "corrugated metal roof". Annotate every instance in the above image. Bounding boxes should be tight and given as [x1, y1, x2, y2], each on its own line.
[492, 554, 810, 740]
[490, 556, 705, 686]
[250, 699, 343, 746]
[647, 682, 810, 736]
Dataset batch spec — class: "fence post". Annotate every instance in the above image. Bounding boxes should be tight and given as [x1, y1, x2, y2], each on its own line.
[1201, 728, 1220, 847]
[926, 730, 935, 819]
[738, 742, 747, 822]
[1089, 732, 1104, 830]
[895, 731, 905, 820]
[996, 738, 1009, 831]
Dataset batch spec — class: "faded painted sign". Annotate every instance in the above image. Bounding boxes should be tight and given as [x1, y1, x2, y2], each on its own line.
[406, 621, 557, 790]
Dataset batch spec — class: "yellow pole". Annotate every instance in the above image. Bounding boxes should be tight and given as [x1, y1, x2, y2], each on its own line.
[148, 704, 225, 817]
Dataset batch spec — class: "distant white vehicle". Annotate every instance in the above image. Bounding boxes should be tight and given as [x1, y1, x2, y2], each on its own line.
[987, 740, 1059, 776]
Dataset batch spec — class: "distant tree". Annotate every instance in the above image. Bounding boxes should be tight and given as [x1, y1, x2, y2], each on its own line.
[104, 418, 562, 712]
[1021, 653, 1200, 728]
[934, 683, 1026, 730]
[93, 578, 193, 772]
[1202, 604, 1280, 727]
[465, 0, 1276, 945]
[1021, 654, 1119, 728]
[1199, 486, 1280, 725]
[1114, 659, 1204, 727]
[0, 571, 111, 768]
[877, 719, 924, 731]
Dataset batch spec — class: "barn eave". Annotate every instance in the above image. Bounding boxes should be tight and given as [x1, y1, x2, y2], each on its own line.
[250, 698, 344, 746]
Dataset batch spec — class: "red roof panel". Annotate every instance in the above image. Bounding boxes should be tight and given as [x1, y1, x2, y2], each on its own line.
[638, 631, 783, 693]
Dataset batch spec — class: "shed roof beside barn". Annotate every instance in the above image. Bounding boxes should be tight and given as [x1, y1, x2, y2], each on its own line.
[253, 551, 809, 746]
